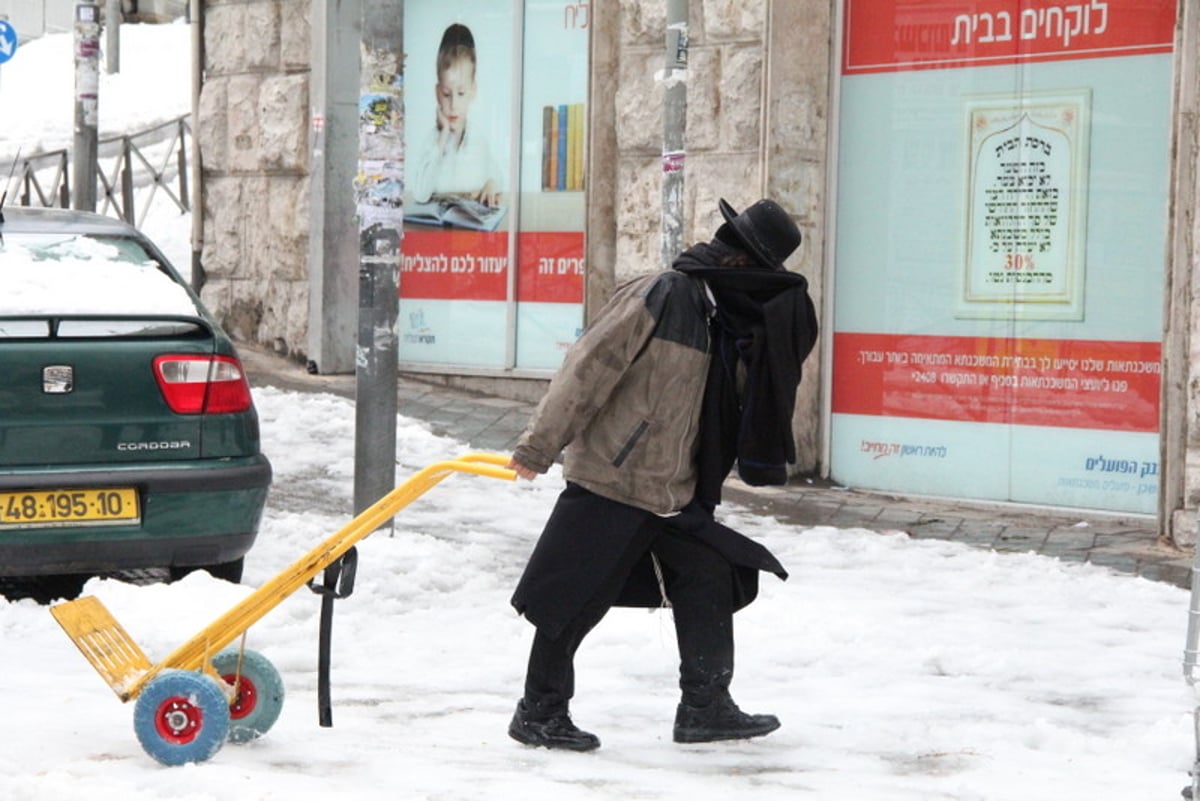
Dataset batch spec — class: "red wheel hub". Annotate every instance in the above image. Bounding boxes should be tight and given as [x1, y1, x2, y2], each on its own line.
[222, 673, 258, 720]
[153, 695, 203, 745]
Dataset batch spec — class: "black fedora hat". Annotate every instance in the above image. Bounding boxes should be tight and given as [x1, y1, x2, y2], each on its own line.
[717, 198, 802, 270]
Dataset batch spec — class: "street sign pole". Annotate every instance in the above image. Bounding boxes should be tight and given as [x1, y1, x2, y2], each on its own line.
[73, 3, 100, 212]
[73, 2, 101, 212]
[105, 0, 121, 74]
[662, 0, 688, 267]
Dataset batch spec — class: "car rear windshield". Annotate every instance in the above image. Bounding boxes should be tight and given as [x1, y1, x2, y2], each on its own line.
[0, 232, 202, 338]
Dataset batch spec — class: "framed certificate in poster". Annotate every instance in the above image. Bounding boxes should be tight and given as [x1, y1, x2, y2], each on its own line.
[959, 91, 1091, 320]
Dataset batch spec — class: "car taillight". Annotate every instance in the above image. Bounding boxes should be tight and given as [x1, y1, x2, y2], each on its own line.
[153, 354, 253, 414]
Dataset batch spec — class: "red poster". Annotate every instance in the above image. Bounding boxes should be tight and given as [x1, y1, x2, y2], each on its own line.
[832, 332, 1160, 432]
[399, 230, 508, 301]
[842, 0, 1176, 75]
[517, 231, 584, 304]
[399, 230, 585, 303]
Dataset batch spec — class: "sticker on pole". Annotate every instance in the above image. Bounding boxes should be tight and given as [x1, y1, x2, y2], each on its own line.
[0, 20, 17, 65]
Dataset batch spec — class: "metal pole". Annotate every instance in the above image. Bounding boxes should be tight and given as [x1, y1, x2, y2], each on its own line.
[661, 0, 688, 267]
[306, 0, 362, 374]
[353, 256, 399, 523]
[189, 0, 204, 291]
[1184, 526, 1200, 683]
[104, 0, 119, 74]
[353, 0, 400, 526]
[73, 2, 100, 212]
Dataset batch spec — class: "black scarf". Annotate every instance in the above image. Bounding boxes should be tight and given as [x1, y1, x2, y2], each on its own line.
[673, 241, 819, 508]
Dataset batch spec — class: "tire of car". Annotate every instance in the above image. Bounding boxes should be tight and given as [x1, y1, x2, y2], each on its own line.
[169, 557, 245, 585]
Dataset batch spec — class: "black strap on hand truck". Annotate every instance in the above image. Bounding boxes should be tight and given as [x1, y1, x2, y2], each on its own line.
[306, 546, 359, 727]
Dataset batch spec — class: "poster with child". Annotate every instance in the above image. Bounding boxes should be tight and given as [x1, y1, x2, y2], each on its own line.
[402, 3, 513, 368]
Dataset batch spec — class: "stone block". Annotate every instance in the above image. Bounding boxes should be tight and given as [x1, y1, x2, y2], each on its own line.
[253, 177, 310, 283]
[195, 78, 228, 171]
[1173, 509, 1197, 547]
[719, 45, 763, 149]
[198, 278, 233, 330]
[787, 0, 833, 70]
[700, 0, 766, 40]
[199, 177, 242, 279]
[280, 0, 312, 70]
[771, 82, 825, 151]
[685, 47, 720, 150]
[614, 156, 662, 280]
[279, 174, 312, 264]
[218, 278, 267, 344]
[260, 273, 309, 356]
[237, 177, 273, 281]
[621, 0, 665, 46]
[205, 2, 280, 75]
[685, 153, 761, 231]
[769, 158, 824, 227]
[258, 74, 309, 171]
[227, 74, 263, 172]
[615, 49, 663, 153]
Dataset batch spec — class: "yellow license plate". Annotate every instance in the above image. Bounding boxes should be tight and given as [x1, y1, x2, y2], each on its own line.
[0, 488, 140, 528]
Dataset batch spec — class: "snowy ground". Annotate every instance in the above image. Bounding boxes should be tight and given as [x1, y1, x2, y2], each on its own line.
[1, 21, 1198, 801]
[0, 387, 1194, 800]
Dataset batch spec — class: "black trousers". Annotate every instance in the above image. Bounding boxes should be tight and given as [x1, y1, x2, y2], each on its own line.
[521, 490, 736, 717]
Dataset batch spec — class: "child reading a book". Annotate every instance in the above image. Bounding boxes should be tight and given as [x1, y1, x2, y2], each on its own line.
[409, 23, 503, 209]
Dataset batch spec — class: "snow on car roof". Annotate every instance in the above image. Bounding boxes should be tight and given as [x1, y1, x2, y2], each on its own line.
[0, 234, 198, 316]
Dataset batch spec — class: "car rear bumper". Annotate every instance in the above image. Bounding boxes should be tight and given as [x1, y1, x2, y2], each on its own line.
[0, 456, 271, 576]
[0, 531, 259, 576]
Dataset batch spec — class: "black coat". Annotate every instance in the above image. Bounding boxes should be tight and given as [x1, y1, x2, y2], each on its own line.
[511, 485, 787, 640]
[512, 242, 813, 640]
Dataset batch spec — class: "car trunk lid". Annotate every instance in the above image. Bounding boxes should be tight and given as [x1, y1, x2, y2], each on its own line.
[0, 320, 215, 467]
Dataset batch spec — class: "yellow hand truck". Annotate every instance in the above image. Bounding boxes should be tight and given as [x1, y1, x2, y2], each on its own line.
[49, 453, 516, 766]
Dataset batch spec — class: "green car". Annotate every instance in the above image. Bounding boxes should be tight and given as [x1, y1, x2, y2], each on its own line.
[0, 207, 272, 589]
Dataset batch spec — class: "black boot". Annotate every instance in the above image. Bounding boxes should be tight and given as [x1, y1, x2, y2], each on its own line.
[673, 694, 780, 744]
[508, 700, 601, 751]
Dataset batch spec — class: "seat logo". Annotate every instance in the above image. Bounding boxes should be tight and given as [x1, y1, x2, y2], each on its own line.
[43, 365, 74, 394]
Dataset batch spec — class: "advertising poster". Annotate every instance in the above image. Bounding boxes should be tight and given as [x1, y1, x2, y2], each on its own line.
[400, 0, 587, 371]
[402, 1, 515, 367]
[515, 0, 588, 369]
[831, 0, 1175, 513]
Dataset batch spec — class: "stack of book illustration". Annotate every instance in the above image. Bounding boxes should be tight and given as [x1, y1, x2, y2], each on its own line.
[543, 103, 586, 191]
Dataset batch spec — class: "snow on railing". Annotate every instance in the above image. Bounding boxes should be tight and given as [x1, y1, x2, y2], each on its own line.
[10, 114, 191, 228]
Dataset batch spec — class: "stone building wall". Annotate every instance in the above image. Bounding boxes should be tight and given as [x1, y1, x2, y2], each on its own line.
[195, 0, 312, 358]
[191, 0, 1200, 541]
[607, 0, 773, 282]
[196, 10, 828, 355]
[194, 0, 830, 468]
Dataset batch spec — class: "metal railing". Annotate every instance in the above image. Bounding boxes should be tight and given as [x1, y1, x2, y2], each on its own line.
[11, 114, 191, 227]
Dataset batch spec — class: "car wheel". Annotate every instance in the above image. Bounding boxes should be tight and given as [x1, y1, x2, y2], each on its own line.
[204, 557, 245, 583]
[0, 574, 88, 604]
[169, 557, 244, 585]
